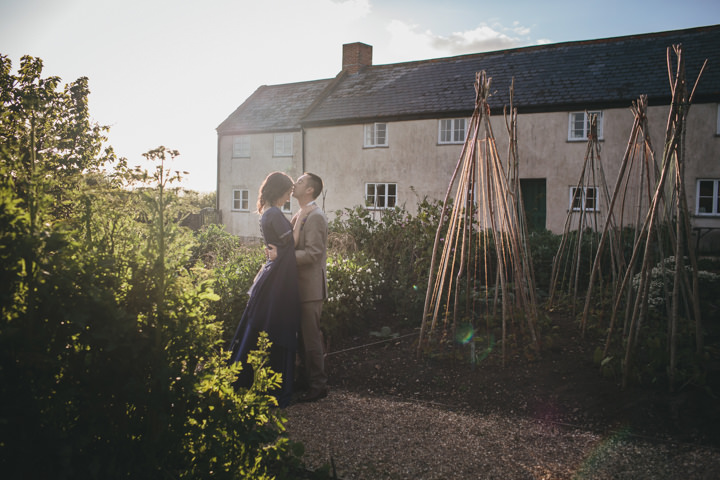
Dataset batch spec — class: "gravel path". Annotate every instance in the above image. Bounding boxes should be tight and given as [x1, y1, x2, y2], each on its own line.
[284, 389, 720, 480]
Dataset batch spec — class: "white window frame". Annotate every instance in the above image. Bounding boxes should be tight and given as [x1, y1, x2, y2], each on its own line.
[696, 179, 720, 216]
[365, 182, 397, 209]
[273, 133, 293, 157]
[364, 123, 388, 147]
[438, 118, 467, 144]
[232, 135, 250, 158]
[569, 186, 599, 212]
[568, 111, 603, 141]
[232, 189, 249, 211]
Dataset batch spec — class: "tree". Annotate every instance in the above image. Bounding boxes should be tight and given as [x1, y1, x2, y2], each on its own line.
[0, 55, 307, 479]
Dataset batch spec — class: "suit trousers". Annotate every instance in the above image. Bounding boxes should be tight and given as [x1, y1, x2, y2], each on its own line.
[299, 300, 327, 392]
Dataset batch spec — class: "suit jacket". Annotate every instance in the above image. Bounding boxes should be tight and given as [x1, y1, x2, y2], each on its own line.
[295, 207, 328, 302]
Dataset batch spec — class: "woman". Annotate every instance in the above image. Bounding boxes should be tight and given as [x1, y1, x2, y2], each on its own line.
[229, 171, 300, 408]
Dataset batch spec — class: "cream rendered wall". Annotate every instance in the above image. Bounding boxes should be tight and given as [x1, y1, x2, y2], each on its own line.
[302, 120, 465, 220]
[682, 103, 720, 232]
[303, 113, 636, 234]
[301, 105, 719, 235]
[218, 104, 719, 240]
[218, 132, 301, 238]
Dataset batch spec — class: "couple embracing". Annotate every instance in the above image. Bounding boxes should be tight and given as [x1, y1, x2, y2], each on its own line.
[229, 172, 328, 408]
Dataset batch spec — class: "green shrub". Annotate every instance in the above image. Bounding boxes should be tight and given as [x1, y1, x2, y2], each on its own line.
[329, 197, 447, 325]
[322, 251, 385, 336]
[192, 225, 265, 343]
[527, 229, 561, 293]
[632, 256, 720, 317]
[0, 63, 305, 478]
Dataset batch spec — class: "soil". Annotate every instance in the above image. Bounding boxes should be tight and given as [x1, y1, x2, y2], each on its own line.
[323, 312, 720, 448]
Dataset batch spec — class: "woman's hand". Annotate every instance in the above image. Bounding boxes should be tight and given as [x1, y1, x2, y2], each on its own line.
[266, 244, 278, 261]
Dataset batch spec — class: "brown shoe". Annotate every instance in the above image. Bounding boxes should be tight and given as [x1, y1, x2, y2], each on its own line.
[297, 387, 328, 403]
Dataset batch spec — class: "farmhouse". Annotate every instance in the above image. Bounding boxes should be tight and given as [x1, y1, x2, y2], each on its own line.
[216, 25, 720, 250]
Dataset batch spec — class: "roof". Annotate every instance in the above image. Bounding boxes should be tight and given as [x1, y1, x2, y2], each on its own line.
[218, 25, 720, 133]
[217, 78, 334, 134]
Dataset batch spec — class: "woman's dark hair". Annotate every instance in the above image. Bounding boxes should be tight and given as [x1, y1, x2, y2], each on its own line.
[257, 171, 293, 213]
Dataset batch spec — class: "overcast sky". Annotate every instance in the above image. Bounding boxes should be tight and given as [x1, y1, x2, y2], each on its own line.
[2, 0, 718, 191]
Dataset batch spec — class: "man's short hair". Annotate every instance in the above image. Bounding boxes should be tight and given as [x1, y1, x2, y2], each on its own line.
[305, 172, 323, 199]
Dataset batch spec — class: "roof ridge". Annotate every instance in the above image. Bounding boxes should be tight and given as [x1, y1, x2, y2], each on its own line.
[220, 24, 720, 132]
[366, 24, 720, 70]
[299, 70, 348, 122]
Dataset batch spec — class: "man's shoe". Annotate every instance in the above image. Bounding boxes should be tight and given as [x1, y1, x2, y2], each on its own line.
[297, 387, 328, 403]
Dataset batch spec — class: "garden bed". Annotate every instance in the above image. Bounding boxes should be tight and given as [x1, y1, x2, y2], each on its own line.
[285, 312, 720, 479]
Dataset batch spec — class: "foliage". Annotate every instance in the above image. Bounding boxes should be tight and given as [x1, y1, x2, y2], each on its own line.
[632, 256, 720, 316]
[178, 188, 216, 212]
[527, 229, 562, 294]
[0, 55, 309, 479]
[322, 251, 385, 336]
[611, 256, 720, 387]
[192, 225, 266, 344]
[329, 197, 447, 327]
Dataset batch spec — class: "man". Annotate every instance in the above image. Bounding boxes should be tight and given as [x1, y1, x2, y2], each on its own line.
[269, 172, 328, 402]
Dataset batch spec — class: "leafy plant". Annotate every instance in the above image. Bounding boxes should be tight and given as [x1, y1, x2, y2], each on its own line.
[329, 197, 447, 324]
[370, 326, 399, 339]
[0, 55, 310, 479]
[322, 251, 385, 337]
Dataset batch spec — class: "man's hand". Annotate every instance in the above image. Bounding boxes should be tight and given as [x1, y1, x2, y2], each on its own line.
[266, 244, 278, 261]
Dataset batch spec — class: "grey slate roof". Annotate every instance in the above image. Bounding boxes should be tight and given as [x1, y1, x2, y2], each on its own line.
[217, 78, 334, 134]
[218, 25, 720, 133]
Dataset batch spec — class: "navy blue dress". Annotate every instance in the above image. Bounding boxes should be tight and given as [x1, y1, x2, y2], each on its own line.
[229, 207, 300, 407]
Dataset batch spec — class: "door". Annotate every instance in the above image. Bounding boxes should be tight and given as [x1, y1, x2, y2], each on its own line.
[520, 179, 546, 232]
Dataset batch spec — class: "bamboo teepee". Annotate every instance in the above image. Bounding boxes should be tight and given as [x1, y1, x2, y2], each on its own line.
[547, 113, 618, 319]
[418, 72, 540, 365]
[603, 45, 706, 390]
[578, 94, 661, 337]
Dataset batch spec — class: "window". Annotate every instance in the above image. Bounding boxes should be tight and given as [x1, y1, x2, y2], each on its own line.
[569, 186, 599, 212]
[274, 133, 293, 156]
[697, 179, 720, 216]
[232, 189, 249, 211]
[281, 200, 291, 213]
[365, 182, 397, 209]
[439, 118, 467, 144]
[364, 123, 388, 147]
[232, 135, 250, 158]
[568, 111, 603, 141]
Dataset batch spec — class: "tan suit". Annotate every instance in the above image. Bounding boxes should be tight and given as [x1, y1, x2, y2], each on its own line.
[293, 206, 328, 393]
[295, 208, 328, 302]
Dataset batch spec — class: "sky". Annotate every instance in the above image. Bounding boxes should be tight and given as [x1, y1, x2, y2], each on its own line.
[2, 0, 719, 192]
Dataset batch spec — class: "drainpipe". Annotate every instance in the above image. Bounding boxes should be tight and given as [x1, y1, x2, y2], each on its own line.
[301, 126, 306, 173]
[215, 134, 221, 212]
[215, 133, 223, 225]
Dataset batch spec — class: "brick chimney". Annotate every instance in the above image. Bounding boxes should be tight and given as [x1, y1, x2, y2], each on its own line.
[342, 42, 372, 74]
